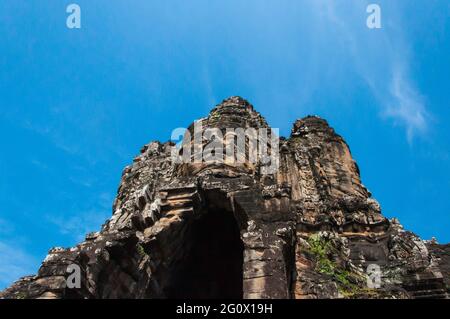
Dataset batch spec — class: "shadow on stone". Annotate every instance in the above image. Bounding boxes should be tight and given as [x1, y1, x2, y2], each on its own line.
[164, 209, 244, 299]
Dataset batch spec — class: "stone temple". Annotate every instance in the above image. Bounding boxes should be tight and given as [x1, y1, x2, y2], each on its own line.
[1, 96, 449, 299]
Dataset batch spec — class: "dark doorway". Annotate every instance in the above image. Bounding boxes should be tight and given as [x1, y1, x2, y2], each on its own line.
[165, 209, 244, 298]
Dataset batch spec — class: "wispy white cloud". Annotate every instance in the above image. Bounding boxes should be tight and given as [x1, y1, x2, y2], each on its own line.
[68, 175, 94, 188]
[0, 218, 14, 235]
[0, 241, 38, 289]
[308, 0, 431, 142]
[98, 192, 114, 210]
[30, 159, 49, 170]
[385, 67, 429, 143]
[44, 191, 113, 243]
[46, 209, 109, 242]
[22, 119, 80, 156]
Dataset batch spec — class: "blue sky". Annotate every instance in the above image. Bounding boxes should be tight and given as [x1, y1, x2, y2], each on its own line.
[0, 1, 449, 289]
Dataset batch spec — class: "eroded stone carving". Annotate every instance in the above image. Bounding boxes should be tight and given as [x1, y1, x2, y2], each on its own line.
[1, 96, 448, 299]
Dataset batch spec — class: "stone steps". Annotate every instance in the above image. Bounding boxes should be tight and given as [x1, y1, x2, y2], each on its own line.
[404, 277, 448, 299]
[157, 187, 199, 219]
[412, 288, 447, 299]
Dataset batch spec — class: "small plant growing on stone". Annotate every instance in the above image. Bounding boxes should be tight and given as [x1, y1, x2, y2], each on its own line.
[306, 233, 375, 298]
[136, 243, 146, 257]
[15, 292, 27, 299]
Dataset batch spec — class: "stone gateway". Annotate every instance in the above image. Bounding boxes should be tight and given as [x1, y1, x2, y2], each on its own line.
[1, 97, 449, 299]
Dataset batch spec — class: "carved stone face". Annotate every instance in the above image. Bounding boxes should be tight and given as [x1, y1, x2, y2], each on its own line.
[173, 97, 276, 177]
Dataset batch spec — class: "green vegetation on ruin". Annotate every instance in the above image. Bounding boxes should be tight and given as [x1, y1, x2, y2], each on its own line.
[306, 234, 379, 298]
[136, 243, 146, 257]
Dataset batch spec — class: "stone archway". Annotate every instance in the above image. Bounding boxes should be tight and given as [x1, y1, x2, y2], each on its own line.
[163, 207, 244, 299]
[141, 186, 294, 299]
